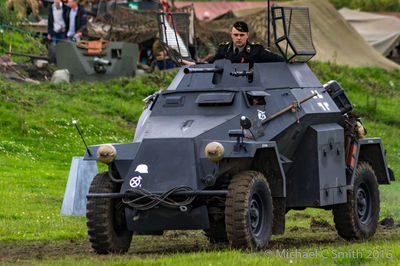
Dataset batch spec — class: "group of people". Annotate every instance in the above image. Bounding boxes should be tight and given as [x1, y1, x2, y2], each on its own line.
[47, 0, 87, 45]
[7, 0, 88, 45]
[8, 0, 284, 67]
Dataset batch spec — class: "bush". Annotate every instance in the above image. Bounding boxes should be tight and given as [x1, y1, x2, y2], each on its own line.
[0, 1, 18, 25]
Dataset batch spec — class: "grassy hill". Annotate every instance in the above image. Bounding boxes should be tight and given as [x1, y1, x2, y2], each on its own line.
[0, 62, 399, 264]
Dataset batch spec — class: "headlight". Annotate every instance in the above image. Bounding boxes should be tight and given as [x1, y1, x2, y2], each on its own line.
[97, 144, 117, 164]
[205, 142, 224, 162]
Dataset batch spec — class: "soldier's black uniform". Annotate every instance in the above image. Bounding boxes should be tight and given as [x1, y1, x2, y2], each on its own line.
[209, 41, 284, 66]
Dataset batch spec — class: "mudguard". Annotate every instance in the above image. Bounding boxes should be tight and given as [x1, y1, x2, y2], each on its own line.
[349, 138, 391, 185]
[199, 140, 286, 197]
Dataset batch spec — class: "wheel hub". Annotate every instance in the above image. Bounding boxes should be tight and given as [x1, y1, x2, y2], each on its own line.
[356, 184, 371, 224]
[250, 199, 260, 229]
[249, 194, 264, 236]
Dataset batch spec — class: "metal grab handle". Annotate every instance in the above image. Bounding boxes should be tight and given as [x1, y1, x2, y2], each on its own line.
[262, 92, 317, 125]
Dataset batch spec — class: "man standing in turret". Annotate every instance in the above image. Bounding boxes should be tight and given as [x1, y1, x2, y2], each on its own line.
[209, 21, 284, 65]
[182, 21, 284, 66]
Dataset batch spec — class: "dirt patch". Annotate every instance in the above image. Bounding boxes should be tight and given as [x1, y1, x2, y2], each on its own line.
[0, 239, 91, 263]
[310, 217, 335, 232]
[1, 228, 400, 263]
[0, 56, 53, 83]
[379, 217, 395, 229]
[290, 213, 311, 220]
[288, 226, 308, 232]
[15, 64, 53, 81]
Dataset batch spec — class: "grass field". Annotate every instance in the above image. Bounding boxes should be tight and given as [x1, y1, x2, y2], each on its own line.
[0, 62, 399, 265]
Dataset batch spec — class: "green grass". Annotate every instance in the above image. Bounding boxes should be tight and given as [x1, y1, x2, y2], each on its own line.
[0, 27, 47, 64]
[0, 71, 175, 241]
[0, 61, 399, 264]
[328, 0, 400, 12]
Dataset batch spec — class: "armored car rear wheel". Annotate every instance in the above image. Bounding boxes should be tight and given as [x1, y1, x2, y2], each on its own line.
[333, 162, 380, 240]
[225, 171, 273, 250]
[86, 172, 133, 254]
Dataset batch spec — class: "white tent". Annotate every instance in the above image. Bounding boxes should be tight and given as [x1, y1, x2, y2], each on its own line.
[339, 8, 400, 56]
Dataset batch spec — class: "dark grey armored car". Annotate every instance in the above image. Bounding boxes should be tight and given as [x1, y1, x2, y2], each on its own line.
[83, 6, 394, 254]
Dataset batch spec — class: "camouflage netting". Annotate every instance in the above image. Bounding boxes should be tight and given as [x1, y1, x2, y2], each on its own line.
[197, 0, 399, 69]
[83, 0, 399, 69]
[84, 5, 278, 53]
[85, 6, 159, 43]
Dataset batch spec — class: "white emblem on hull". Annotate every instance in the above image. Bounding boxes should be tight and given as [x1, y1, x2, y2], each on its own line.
[257, 109, 267, 120]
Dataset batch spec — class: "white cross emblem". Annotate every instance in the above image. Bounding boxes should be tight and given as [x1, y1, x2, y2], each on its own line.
[129, 176, 142, 188]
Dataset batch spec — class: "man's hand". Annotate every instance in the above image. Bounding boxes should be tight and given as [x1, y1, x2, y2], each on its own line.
[47, 34, 51, 40]
[179, 59, 196, 66]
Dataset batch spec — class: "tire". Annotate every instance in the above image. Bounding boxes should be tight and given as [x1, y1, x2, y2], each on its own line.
[225, 171, 273, 250]
[333, 162, 380, 240]
[204, 205, 228, 243]
[86, 172, 133, 254]
[204, 222, 228, 244]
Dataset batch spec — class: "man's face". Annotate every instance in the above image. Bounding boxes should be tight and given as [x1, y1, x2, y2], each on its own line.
[68, 0, 77, 8]
[230, 27, 249, 48]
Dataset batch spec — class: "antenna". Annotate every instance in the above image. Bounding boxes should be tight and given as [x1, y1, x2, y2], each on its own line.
[72, 120, 92, 156]
[267, 0, 271, 50]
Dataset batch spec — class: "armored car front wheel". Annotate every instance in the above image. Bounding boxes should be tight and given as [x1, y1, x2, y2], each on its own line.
[225, 171, 273, 250]
[333, 162, 380, 240]
[204, 205, 228, 244]
[86, 172, 133, 254]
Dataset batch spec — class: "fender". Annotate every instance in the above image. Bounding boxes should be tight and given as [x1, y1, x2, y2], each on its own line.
[84, 142, 140, 180]
[348, 138, 391, 185]
[84, 142, 140, 161]
[200, 140, 286, 197]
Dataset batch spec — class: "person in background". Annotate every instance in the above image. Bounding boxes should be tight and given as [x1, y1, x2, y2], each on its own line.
[47, 0, 69, 45]
[66, 0, 87, 41]
[196, 36, 216, 63]
[152, 37, 175, 70]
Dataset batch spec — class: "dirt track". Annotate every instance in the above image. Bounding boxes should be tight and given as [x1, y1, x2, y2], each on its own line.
[1, 226, 399, 263]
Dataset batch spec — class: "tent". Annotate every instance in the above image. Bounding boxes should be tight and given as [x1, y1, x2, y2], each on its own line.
[201, 0, 399, 69]
[174, 1, 271, 20]
[339, 8, 400, 56]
